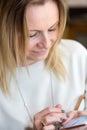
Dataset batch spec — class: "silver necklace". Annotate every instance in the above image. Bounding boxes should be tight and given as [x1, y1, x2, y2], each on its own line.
[50, 70, 55, 107]
[17, 85, 33, 123]
[17, 70, 54, 124]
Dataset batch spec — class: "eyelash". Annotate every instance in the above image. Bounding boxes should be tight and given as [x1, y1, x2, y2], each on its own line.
[29, 27, 57, 38]
[29, 33, 37, 38]
[48, 28, 56, 32]
[29, 31, 41, 38]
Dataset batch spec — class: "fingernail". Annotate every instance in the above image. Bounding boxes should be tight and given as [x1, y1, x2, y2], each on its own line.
[61, 109, 65, 113]
[53, 122, 61, 126]
[60, 118, 66, 122]
[60, 118, 63, 122]
[61, 119, 66, 123]
[66, 113, 69, 118]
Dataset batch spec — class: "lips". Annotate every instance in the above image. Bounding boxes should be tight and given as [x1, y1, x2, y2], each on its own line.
[32, 50, 48, 55]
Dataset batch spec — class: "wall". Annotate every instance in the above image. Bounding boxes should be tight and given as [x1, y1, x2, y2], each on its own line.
[66, 0, 87, 7]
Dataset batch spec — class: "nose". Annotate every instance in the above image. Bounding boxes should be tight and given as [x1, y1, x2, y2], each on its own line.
[39, 33, 52, 49]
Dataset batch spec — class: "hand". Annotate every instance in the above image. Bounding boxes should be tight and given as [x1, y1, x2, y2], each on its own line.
[33, 104, 68, 130]
[62, 110, 78, 125]
[62, 110, 87, 125]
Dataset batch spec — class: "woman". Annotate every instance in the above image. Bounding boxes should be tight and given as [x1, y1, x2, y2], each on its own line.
[0, 0, 87, 130]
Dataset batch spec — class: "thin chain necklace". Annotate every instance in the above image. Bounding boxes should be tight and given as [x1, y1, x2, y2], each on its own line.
[17, 70, 54, 124]
[17, 85, 33, 123]
[50, 70, 55, 107]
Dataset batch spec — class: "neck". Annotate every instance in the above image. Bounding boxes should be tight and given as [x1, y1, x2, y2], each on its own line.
[17, 59, 37, 67]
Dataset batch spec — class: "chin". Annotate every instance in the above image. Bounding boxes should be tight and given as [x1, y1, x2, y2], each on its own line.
[35, 54, 48, 61]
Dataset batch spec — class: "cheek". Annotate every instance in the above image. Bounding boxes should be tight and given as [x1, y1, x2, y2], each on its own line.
[55, 29, 59, 39]
[51, 28, 59, 42]
[26, 40, 35, 51]
[51, 32, 58, 44]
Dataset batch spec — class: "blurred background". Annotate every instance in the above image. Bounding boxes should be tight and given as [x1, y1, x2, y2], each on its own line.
[63, 0, 87, 48]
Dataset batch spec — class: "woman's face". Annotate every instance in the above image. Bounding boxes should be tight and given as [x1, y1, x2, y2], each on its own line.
[26, 0, 59, 64]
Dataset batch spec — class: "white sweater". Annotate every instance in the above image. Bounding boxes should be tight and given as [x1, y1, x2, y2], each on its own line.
[0, 39, 87, 130]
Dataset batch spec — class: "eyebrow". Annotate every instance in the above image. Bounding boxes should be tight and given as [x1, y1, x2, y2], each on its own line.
[29, 20, 59, 32]
[49, 20, 59, 29]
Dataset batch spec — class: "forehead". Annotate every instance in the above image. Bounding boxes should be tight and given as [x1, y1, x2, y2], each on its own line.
[25, 0, 59, 30]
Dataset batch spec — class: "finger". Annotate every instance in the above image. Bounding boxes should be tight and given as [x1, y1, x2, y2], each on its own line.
[42, 124, 55, 130]
[41, 112, 68, 126]
[34, 107, 66, 130]
[34, 107, 63, 130]
[55, 105, 66, 114]
[77, 110, 87, 116]
[35, 107, 62, 119]
[55, 104, 62, 109]
[62, 111, 77, 125]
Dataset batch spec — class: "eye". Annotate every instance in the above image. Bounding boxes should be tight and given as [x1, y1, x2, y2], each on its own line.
[29, 32, 38, 38]
[48, 23, 59, 32]
[48, 27, 56, 32]
[48, 25, 58, 32]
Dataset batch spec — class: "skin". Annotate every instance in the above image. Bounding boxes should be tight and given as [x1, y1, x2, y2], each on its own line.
[26, 0, 59, 64]
[25, 0, 87, 130]
[25, 1, 68, 130]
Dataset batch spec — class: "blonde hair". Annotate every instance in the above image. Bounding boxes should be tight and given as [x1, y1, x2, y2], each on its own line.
[46, 0, 67, 79]
[0, 0, 67, 93]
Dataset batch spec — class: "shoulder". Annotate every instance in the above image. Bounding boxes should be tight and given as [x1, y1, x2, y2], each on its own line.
[59, 39, 87, 56]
